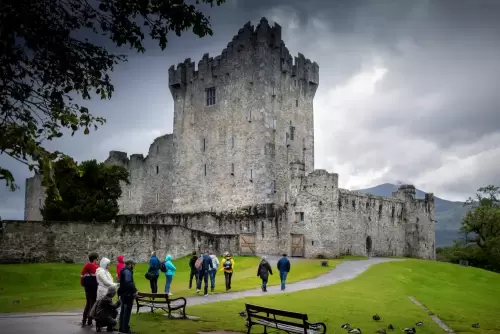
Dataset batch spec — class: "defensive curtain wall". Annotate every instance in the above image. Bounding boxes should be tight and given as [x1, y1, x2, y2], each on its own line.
[4, 181, 435, 263]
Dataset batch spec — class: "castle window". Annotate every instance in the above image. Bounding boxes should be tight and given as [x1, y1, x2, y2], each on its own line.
[204, 164, 207, 176]
[128, 191, 131, 199]
[272, 117, 277, 130]
[247, 109, 252, 122]
[231, 136, 235, 149]
[290, 126, 295, 140]
[295, 212, 305, 223]
[231, 163, 235, 175]
[38, 198, 42, 206]
[205, 87, 216, 106]
[156, 145, 159, 154]
[302, 138, 306, 150]
[296, 99, 298, 107]
[286, 132, 290, 146]
[156, 193, 159, 202]
[202, 138, 206, 152]
[250, 169, 253, 182]
[284, 191, 289, 203]
[273, 180, 277, 193]
[156, 165, 159, 174]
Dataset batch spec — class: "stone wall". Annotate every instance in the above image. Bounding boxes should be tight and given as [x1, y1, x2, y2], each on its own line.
[0, 204, 287, 263]
[0, 220, 238, 264]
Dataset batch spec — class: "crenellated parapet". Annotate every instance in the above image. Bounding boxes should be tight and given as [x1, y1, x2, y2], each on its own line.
[105, 151, 129, 167]
[168, 17, 319, 92]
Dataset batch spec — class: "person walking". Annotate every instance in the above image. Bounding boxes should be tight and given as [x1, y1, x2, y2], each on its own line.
[147, 251, 161, 293]
[164, 254, 177, 295]
[196, 250, 213, 296]
[257, 256, 273, 292]
[209, 251, 220, 292]
[80, 252, 99, 328]
[277, 253, 291, 291]
[116, 255, 125, 282]
[118, 259, 138, 334]
[188, 251, 199, 290]
[96, 257, 117, 301]
[219, 252, 235, 291]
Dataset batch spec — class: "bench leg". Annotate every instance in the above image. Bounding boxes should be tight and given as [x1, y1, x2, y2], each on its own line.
[182, 305, 187, 319]
[246, 324, 252, 334]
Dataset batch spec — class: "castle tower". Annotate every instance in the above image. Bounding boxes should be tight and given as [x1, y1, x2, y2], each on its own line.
[168, 18, 319, 212]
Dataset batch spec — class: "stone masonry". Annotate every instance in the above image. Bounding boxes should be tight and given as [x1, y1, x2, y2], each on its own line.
[20, 18, 436, 262]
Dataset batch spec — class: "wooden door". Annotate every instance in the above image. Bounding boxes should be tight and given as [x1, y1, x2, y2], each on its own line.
[239, 234, 256, 255]
[291, 234, 305, 257]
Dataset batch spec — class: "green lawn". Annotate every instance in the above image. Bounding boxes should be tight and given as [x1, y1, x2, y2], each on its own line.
[132, 259, 500, 334]
[0, 256, 337, 313]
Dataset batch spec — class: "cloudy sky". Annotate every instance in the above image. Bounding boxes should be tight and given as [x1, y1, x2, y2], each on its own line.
[1, 0, 500, 219]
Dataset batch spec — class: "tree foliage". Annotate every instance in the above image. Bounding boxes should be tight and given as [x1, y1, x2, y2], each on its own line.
[41, 157, 130, 222]
[1, 0, 225, 200]
[438, 185, 500, 272]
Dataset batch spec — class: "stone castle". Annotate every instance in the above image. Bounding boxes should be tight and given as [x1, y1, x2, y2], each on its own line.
[18, 18, 436, 262]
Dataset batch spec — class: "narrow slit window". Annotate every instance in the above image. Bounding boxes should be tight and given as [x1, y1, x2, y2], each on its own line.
[250, 169, 253, 181]
[284, 191, 289, 203]
[202, 138, 206, 152]
[295, 99, 298, 107]
[38, 198, 42, 206]
[204, 164, 207, 176]
[272, 117, 277, 130]
[231, 136, 235, 148]
[247, 110, 252, 122]
[156, 193, 159, 202]
[206, 87, 216, 106]
[290, 126, 295, 140]
[156, 165, 159, 174]
[231, 163, 235, 175]
[273, 180, 277, 193]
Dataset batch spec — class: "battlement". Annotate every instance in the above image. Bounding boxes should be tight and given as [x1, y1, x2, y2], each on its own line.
[168, 17, 319, 89]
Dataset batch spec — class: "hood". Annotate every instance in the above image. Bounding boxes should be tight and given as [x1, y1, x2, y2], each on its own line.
[100, 257, 111, 269]
[117, 256, 124, 263]
[165, 254, 172, 262]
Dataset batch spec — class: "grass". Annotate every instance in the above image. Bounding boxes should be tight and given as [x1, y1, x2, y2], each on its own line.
[0, 256, 337, 313]
[131, 259, 500, 334]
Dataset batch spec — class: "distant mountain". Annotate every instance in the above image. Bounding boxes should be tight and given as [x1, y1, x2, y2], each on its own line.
[357, 183, 470, 247]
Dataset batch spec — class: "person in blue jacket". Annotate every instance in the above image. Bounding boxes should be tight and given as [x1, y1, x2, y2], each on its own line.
[147, 251, 161, 293]
[276, 253, 291, 291]
[164, 254, 177, 295]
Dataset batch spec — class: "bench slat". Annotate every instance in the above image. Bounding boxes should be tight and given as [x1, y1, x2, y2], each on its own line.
[246, 303, 308, 320]
[254, 319, 321, 334]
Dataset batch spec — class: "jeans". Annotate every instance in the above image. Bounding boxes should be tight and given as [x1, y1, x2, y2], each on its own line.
[197, 271, 209, 294]
[209, 270, 217, 290]
[149, 275, 159, 294]
[119, 298, 133, 333]
[189, 271, 198, 289]
[280, 271, 288, 290]
[224, 272, 232, 290]
[261, 279, 268, 291]
[82, 289, 97, 325]
[165, 275, 173, 293]
[96, 317, 117, 332]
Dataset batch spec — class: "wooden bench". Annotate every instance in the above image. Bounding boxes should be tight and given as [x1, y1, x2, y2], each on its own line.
[135, 292, 187, 318]
[245, 303, 327, 334]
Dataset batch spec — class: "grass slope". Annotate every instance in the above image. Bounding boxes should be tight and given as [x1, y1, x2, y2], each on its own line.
[0, 256, 336, 313]
[133, 259, 500, 334]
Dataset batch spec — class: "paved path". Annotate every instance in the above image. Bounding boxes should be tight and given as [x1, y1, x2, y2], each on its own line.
[0, 257, 401, 334]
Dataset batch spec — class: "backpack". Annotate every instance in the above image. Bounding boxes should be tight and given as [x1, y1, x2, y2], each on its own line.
[195, 257, 203, 270]
[223, 259, 232, 270]
[160, 262, 166, 273]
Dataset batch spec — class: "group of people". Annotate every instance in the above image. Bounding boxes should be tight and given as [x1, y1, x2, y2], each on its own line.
[79, 250, 292, 333]
[145, 250, 291, 296]
[80, 253, 138, 334]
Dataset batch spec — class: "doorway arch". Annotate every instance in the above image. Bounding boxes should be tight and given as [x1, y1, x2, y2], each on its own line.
[366, 236, 373, 257]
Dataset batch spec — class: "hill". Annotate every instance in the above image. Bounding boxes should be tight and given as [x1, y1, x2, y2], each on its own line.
[357, 183, 470, 247]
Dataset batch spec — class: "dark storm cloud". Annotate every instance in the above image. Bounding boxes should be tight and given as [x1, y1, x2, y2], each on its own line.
[2, 0, 500, 219]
